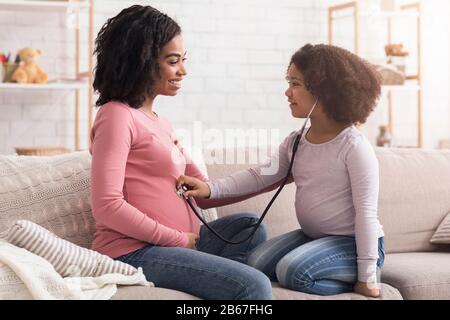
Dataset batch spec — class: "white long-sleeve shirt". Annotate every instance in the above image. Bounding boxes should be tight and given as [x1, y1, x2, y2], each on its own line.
[207, 126, 384, 282]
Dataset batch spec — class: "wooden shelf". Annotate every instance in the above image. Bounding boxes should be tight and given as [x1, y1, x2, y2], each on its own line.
[0, 0, 89, 11]
[0, 82, 88, 90]
[360, 11, 419, 18]
[0, 0, 94, 152]
[328, 1, 423, 148]
[334, 11, 419, 20]
[381, 84, 421, 93]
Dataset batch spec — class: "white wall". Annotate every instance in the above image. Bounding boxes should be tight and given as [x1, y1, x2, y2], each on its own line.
[0, 0, 448, 154]
[325, 0, 450, 148]
[448, 2, 450, 145]
[420, 0, 450, 148]
[0, 2, 91, 153]
[0, 0, 327, 154]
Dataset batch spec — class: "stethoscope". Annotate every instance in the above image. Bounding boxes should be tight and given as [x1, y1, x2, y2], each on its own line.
[177, 98, 319, 244]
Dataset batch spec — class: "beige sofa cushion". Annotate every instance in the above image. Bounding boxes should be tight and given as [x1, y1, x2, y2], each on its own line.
[0, 151, 95, 248]
[375, 148, 450, 253]
[430, 212, 450, 244]
[6, 220, 139, 278]
[0, 149, 218, 249]
[272, 282, 403, 300]
[111, 282, 402, 300]
[112, 286, 200, 300]
[207, 147, 450, 253]
[381, 252, 450, 299]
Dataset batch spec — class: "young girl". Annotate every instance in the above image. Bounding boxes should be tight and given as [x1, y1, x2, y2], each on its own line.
[90, 5, 272, 300]
[178, 43, 385, 298]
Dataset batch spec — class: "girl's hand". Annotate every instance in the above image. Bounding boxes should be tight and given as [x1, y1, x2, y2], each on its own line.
[184, 232, 199, 249]
[353, 281, 381, 298]
[177, 175, 211, 199]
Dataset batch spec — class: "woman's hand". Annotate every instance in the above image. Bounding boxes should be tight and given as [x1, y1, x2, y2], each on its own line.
[184, 232, 199, 249]
[353, 281, 380, 298]
[177, 175, 211, 199]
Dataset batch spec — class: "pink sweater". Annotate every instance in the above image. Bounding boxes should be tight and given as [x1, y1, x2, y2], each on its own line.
[90, 102, 270, 258]
[90, 102, 206, 258]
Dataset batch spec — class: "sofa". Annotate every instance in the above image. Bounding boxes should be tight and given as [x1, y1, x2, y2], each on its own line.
[1, 146, 450, 300]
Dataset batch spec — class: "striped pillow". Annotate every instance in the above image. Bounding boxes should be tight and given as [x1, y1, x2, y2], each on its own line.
[6, 220, 137, 277]
[430, 212, 450, 244]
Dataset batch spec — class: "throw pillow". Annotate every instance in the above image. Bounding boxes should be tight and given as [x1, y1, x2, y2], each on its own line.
[430, 212, 450, 244]
[0, 151, 95, 249]
[6, 220, 137, 277]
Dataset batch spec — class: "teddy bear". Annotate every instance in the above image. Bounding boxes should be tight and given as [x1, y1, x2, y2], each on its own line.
[384, 44, 409, 57]
[11, 47, 48, 84]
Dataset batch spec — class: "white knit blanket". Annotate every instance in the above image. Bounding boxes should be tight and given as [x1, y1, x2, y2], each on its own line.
[0, 240, 151, 300]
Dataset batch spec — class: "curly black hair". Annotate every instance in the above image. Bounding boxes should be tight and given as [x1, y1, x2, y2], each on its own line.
[93, 5, 181, 108]
[290, 44, 382, 125]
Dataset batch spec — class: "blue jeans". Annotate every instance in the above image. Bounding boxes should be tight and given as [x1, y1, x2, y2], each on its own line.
[247, 229, 385, 296]
[116, 212, 272, 300]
